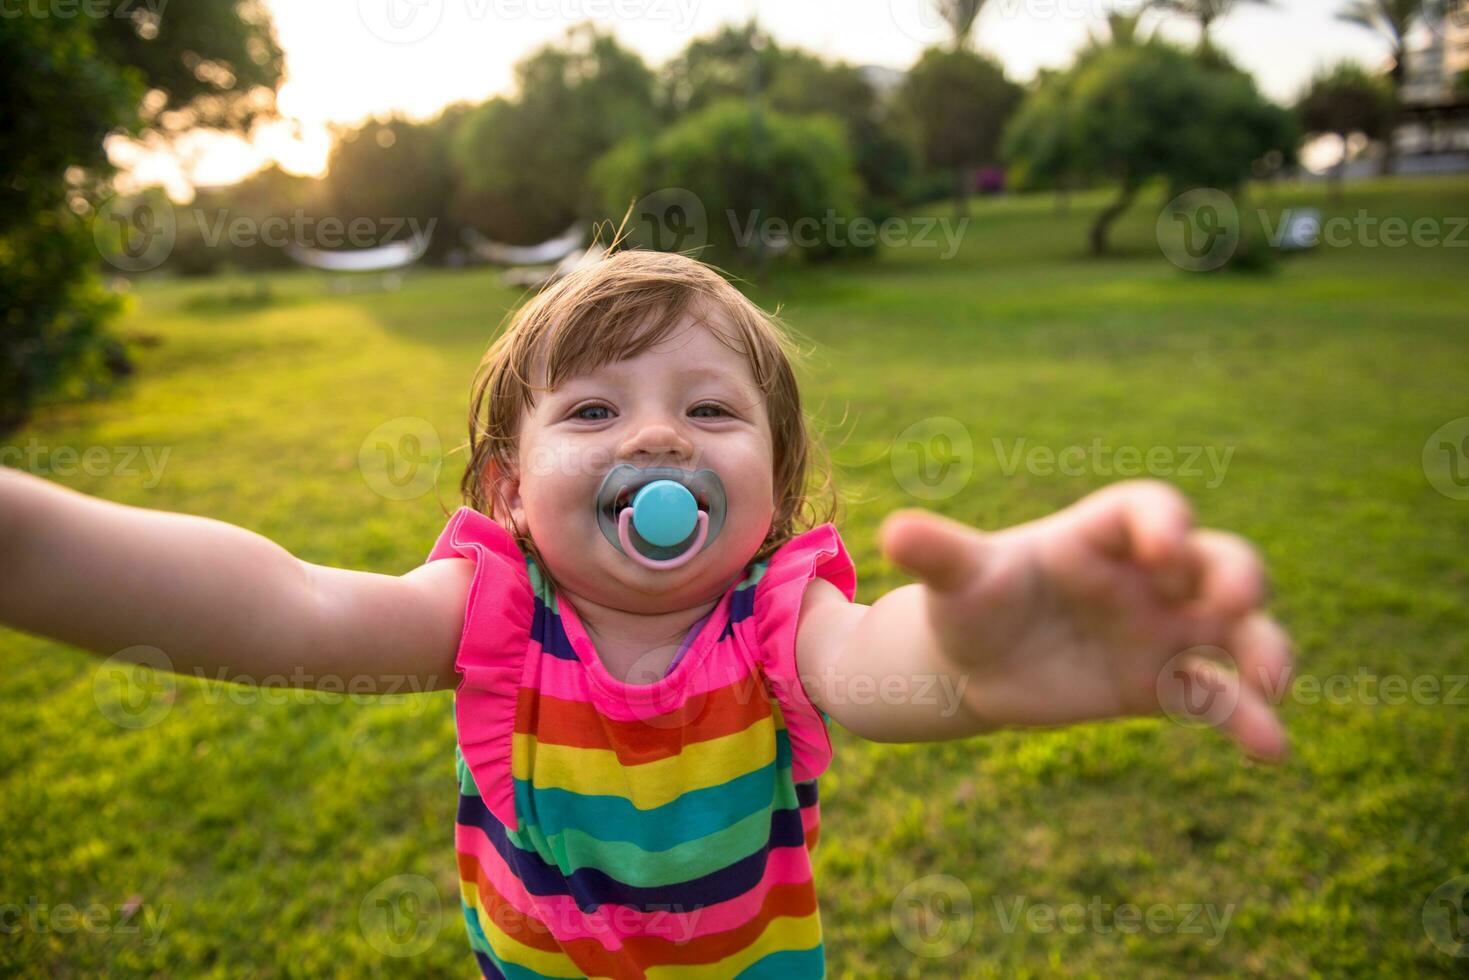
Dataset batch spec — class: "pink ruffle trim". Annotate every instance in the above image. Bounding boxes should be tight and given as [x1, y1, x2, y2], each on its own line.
[752, 523, 857, 783]
[426, 507, 532, 831]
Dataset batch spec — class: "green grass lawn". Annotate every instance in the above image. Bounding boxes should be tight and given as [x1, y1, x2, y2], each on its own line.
[3, 176, 1467, 977]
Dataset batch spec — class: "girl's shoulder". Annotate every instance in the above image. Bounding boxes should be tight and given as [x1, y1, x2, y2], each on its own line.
[425, 506, 526, 570]
[751, 521, 857, 611]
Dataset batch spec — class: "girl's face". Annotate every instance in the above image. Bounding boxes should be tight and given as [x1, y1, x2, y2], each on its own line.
[499, 314, 777, 613]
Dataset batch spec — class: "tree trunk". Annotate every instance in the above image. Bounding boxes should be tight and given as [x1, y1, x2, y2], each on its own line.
[1090, 180, 1137, 256]
[1381, 56, 1403, 177]
[1330, 131, 1346, 203]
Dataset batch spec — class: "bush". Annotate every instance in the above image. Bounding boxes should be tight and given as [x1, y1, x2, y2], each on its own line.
[1, 14, 136, 432]
[590, 100, 868, 264]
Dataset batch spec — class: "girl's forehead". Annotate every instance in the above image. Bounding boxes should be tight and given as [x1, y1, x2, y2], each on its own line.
[531, 316, 753, 389]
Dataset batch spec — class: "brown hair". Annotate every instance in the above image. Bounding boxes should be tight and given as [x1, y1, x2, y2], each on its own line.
[455, 247, 838, 586]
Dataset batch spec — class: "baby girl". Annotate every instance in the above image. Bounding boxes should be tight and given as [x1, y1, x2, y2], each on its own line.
[0, 249, 1291, 978]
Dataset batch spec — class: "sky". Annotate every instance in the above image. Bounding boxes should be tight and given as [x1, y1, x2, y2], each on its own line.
[114, 0, 1402, 197]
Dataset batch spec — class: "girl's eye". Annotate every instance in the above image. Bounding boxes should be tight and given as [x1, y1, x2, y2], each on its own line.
[690, 402, 729, 418]
[572, 403, 613, 422]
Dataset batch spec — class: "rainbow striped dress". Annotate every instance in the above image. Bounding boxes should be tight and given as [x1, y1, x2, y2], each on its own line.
[425, 507, 857, 979]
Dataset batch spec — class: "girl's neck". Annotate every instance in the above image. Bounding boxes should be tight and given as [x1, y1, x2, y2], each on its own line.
[564, 588, 721, 655]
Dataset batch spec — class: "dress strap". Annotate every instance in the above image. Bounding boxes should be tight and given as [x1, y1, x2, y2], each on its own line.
[426, 507, 533, 830]
[752, 522, 857, 782]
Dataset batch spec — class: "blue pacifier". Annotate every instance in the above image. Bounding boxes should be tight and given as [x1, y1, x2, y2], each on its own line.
[595, 465, 727, 570]
[630, 480, 699, 547]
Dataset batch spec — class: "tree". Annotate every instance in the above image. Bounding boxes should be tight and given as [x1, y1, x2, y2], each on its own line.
[590, 100, 865, 264]
[765, 50, 915, 206]
[900, 48, 1022, 217]
[659, 21, 781, 118]
[173, 164, 320, 275]
[1, 2, 283, 433]
[1002, 67, 1083, 203]
[935, 0, 988, 49]
[92, 0, 284, 133]
[452, 24, 657, 244]
[1149, 0, 1273, 51]
[1337, 0, 1424, 173]
[1003, 12, 1150, 213]
[661, 25, 916, 207]
[1004, 40, 1295, 255]
[1295, 63, 1394, 200]
[319, 109, 468, 260]
[1101, 9, 1151, 45]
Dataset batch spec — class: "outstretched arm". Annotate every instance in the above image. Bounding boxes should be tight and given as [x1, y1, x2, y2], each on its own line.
[0, 468, 471, 693]
[796, 480, 1293, 759]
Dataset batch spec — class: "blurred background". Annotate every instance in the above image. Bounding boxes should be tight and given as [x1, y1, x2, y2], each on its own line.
[2, 0, 1467, 976]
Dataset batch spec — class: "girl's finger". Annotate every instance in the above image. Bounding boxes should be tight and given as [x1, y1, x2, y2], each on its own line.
[1161, 654, 1289, 762]
[878, 508, 983, 593]
[1072, 480, 1194, 571]
[1179, 529, 1267, 617]
[1224, 612, 1294, 704]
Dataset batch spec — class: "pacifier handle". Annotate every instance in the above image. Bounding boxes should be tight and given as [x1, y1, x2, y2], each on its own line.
[617, 508, 709, 571]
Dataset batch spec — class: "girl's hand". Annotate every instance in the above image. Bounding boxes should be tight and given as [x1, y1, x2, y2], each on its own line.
[877, 480, 1293, 760]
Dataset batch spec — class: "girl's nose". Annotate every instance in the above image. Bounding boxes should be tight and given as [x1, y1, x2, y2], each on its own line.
[618, 420, 695, 465]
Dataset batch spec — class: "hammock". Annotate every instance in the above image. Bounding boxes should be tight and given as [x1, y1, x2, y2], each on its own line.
[501, 242, 608, 288]
[462, 223, 586, 266]
[285, 231, 431, 272]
